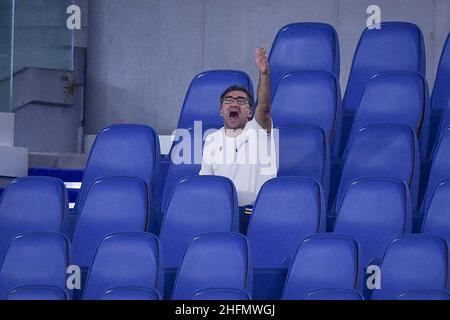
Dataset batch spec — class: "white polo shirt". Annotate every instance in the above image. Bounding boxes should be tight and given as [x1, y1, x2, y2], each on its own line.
[199, 118, 278, 206]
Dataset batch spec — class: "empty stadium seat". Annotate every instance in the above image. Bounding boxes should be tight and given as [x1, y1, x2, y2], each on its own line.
[336, 124, 419, 214]
[6, 286, 67, 300]
[160, 176, 238, 269]
[303, 289, 364, 300]
[247, 177, 325, 299]
[282, 234, 358, 300]
[0, 177, 66, 260]
[397, 290, 450, 300]
[276, 125, 330, 199]
[83, 233, 162, 300]
[271, 71, 341, 148]
[171, 233, 251, 300]
[343, 22, 425, 114]
[71, 177, 148, 268]
[422, 179, 450, 246]
[101, 287, 161, 300]
[248, 177, 326, 268]
[344, 72, 429, 156]
[334, 178, 412, 293]
[432, 99, 450, 154]
[432, 33, 450, 113]
[422, 127, 450, 213]
[0, 233, 69, 300]
[75, 124, 160, 213]
[372, 235, 448, 300]
[176, 70, 254, 130]
[269, 22, 340, 96]
[191, 288, 251, 300]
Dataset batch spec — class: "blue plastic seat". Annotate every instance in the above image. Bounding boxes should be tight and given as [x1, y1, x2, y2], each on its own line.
[271, 71, 341, 148]
[432, 33, 450, 113]
[269, 22, 340, 96]
[343, 22, 425, 114]
[171, 233, 251, 300]
[303, 289, 364, 300]
[177, 70, 254, 130]
[71, 177, 148, 268]
[334, 178, 412, 292]
[422, 127, 450, 213]
[0, 233, 69, 300]
[422, 179, 450, 248]
[101, 287, 161, 300]
[191, 288, 251, 300]
[276, 125, 330, 199]
[248, 177, 326, 268]
[372, 235, 448, 300]
[160, 176, 238, 269]
[75, 124, 160, 213]
[6, 286, 67, 300]
[345, 72, 429, 156]
[0, 177, 66, 260]
[83, 233, 162, 300]
[336, 124, 419, 213]
[397, 290, 450, 300]
[248, 177, 326, 300]
[282, 234, 359, 300]
[434, 98, 450, 146]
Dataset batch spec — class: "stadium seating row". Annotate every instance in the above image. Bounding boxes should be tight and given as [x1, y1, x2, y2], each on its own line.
[1, 169, 450, 299]
[1, 231, 450, 300]
[2, 21, 450, 300]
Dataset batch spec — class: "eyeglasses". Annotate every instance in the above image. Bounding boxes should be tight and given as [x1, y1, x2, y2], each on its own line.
[222, 96, 249, 106]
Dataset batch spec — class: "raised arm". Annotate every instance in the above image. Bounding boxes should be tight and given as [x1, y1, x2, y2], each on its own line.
[255, 47, 272, 132]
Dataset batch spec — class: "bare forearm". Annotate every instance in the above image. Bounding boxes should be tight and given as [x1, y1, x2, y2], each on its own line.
[257, 72, 271, 114]
[255, 72, 272, 131]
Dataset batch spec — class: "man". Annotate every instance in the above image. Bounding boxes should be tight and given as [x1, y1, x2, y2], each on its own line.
[199, 48, 277, 232]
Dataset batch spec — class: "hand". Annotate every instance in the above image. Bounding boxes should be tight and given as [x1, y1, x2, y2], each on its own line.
[255, 47, 269, 75]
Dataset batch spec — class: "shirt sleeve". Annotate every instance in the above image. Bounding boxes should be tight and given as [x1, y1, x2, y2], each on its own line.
[248, 117, 273, 136]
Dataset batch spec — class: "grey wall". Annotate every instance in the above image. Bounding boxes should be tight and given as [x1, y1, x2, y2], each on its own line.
[85, 0, 450, 135]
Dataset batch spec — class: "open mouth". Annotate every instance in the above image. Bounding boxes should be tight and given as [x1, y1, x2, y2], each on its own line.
[229, 110, 240, 120]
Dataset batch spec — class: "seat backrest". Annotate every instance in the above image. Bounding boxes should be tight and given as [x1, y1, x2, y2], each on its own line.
[372, 235, 448, 300]
[282, 234, 358, 300]
[303, 289, 363, 300]
[343, 22, 425, 113]
[101, 287, 161, 300]
[191, 288, 251, 300]
[6, 285, 68, 300]
[269, 22, 340, 96]
[337, 124, 419, 210]
[177, 70, 253, 130]
[0, 233, 69, 300]
[172, 233, 250, 300]
[422, 179, 450, 246]
[83, 233, 162, 300]
[276, 125, 330, 197]
[71, 177, 148, 268]
[397, 289, 450, 300]
[432, 33, 450, 112]
[271, 71, 340, 142]
[348, 72, 428, 146]
[423, 127, 450, 211]
[76, 124, 160, 211]
[435, 98, 450, 144]
[247, 177, 325, 268]
[0, 177, 66, 260]
[334, 178, 412, 274]
[159, 176, 238, 269]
